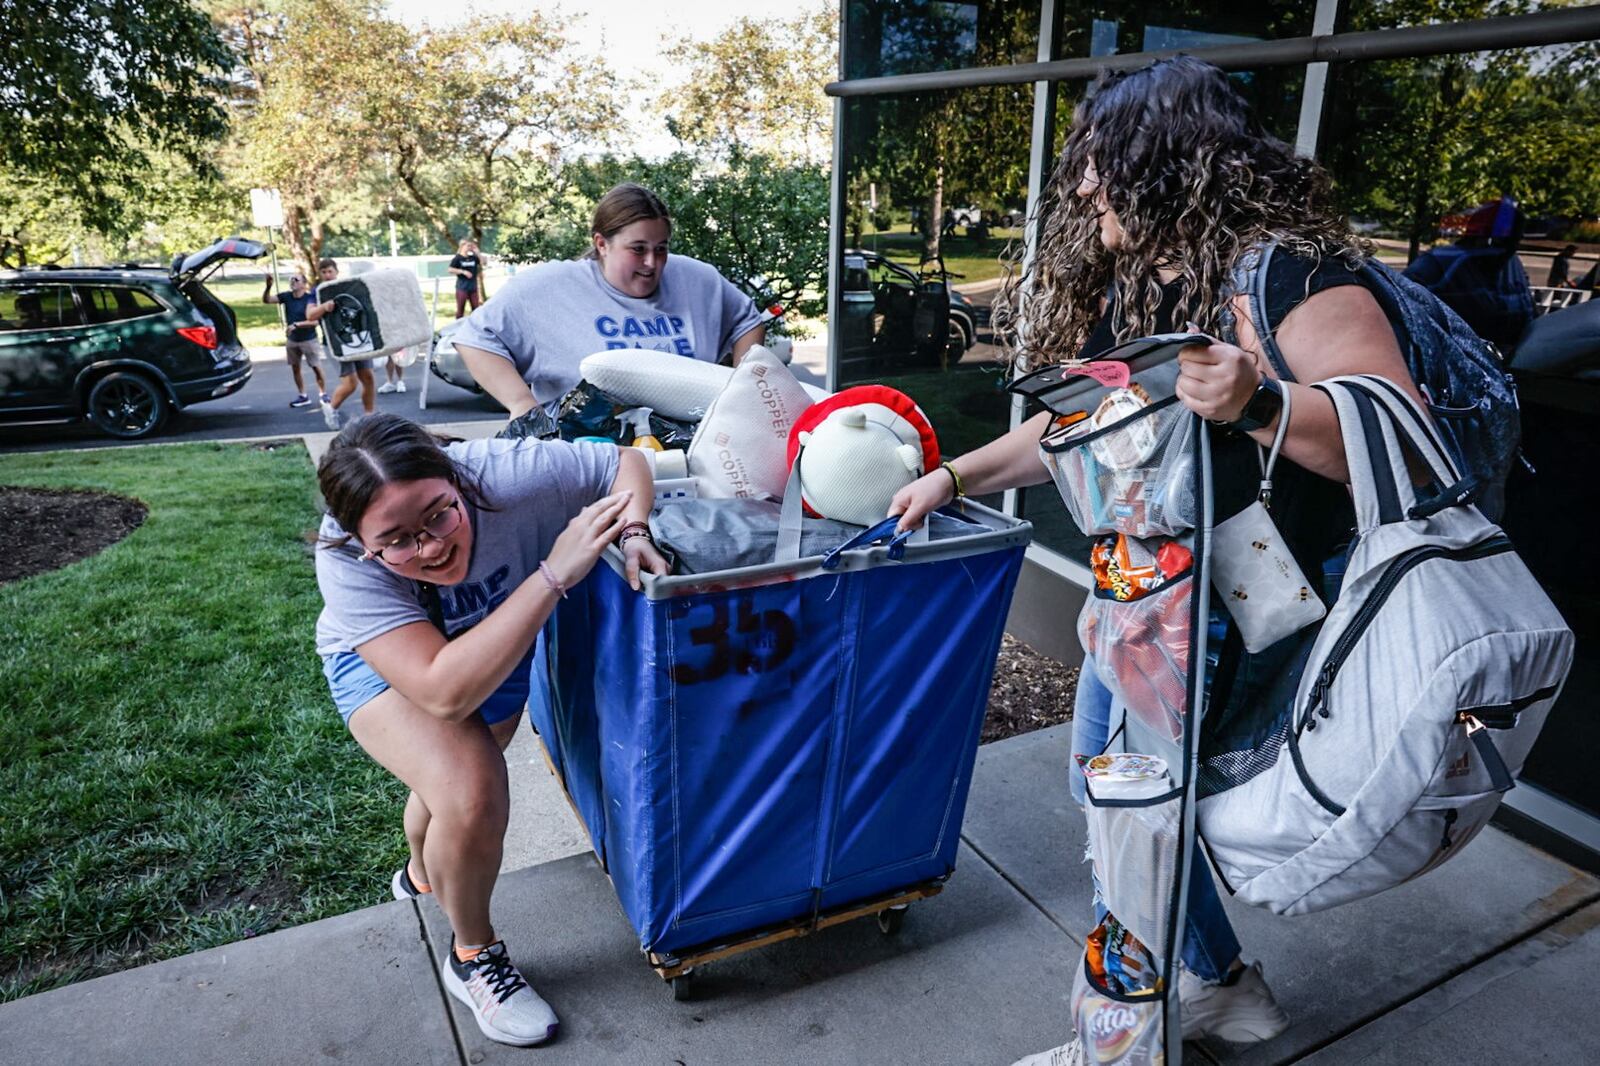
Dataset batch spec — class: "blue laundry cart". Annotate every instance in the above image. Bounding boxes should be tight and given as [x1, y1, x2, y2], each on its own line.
[526, 501, 1031, 996]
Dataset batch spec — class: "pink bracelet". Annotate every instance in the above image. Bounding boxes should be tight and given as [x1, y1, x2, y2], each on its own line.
[538, 561, 568, 599]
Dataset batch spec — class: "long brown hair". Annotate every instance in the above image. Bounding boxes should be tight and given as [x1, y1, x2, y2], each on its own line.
[315, 414, 495, 549]
[995, 56, 1367, 368]
[581, 183, 672, 260]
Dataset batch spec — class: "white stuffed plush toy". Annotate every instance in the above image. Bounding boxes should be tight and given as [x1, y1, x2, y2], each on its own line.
[786, 385, 941, 526]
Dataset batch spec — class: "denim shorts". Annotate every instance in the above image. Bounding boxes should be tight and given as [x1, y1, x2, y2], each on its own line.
[322, 650, 528, 727]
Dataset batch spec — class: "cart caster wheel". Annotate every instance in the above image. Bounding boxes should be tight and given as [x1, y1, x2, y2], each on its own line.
[671, 970, 696, 1001]
[876, 904, 908, 936]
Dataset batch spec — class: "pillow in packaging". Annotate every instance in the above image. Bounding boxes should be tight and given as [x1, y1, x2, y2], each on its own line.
[686, 346, 815, 501]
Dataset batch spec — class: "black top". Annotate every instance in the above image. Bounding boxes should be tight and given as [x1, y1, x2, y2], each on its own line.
[450, 254, 481, 292]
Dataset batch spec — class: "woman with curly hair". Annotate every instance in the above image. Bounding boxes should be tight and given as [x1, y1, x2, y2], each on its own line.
[891, 56, 1430, 1060]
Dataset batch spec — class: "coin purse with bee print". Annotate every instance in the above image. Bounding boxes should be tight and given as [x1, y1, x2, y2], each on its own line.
[1209, 386, 1326, 652]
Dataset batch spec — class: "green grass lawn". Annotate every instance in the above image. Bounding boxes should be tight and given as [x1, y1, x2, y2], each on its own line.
[0, 443, 407, 1002]
[854, 227, 1024, 285]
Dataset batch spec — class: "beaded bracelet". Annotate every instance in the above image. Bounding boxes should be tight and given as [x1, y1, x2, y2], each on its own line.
[620, 521, 653, 546]
[538, 560, 568, 599]
[940, 460, 966, 499]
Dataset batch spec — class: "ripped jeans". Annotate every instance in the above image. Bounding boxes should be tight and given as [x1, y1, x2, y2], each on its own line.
[1070, 654, 1241, 982]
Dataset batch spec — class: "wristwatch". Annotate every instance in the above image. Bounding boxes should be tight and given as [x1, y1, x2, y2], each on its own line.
[1228, 374, 1284, 433]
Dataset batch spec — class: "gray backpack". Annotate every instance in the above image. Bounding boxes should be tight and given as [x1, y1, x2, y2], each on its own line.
[1198, 375, 1573, 915]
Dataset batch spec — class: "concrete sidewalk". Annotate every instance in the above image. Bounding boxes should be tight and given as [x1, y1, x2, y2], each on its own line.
[3, 725, 1597, 1065]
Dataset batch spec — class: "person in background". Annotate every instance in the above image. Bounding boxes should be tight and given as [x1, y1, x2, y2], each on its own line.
[302, 258, 378, 429]
[450, 239, 485, 318]
[379, 350, 407, 395]
[262, 271, 330, 408]
[313, 413, 667, 1046]
[1402, 197, 1534, 351]
[1547, 243, 1580, 288]
[453, 183, 764, 427]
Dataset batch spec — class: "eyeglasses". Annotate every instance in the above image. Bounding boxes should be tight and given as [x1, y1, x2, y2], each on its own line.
[363, 499, 464, 565]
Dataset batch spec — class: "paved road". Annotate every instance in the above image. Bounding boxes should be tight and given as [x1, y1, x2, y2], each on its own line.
[0, 353, 506, 454]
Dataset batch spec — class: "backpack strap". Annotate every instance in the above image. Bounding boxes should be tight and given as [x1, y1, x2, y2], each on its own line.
[1340, 375, 1481, 518]
[1222, 242, 1297, 382]
[1317, 376, 1456, 530]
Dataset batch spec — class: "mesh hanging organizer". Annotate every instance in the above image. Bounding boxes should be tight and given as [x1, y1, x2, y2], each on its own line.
[1011, 334, 1217, 1065]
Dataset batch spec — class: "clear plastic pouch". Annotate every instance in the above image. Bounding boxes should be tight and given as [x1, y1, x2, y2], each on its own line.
[1077, 575, 1192, 743]
[1041, 397, 1197, 539]
[1071, 932, 1166, 1065]
[1084, 782, 1182, 954]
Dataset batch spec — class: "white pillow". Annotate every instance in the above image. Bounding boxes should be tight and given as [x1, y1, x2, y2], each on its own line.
[579, 349, 736, 421]
[580, 347, 829, 421]
[686, 346, 815, 501]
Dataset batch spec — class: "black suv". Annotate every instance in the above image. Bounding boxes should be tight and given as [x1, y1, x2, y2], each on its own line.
[0, 237, 267, 439]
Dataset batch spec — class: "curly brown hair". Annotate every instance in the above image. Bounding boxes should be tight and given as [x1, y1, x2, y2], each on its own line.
[995, 56, 1368, 368]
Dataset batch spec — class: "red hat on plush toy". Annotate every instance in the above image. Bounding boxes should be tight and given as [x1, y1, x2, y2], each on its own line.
[786, 385, 940, 525]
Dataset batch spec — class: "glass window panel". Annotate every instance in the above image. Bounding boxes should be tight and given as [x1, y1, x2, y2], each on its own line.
[844, 0, 1041, 80]
[838, 82, 1035, 496]
[1055, 2, 1313, 62]
[0, 284, 81, 332]
[79, 286, 164, 324]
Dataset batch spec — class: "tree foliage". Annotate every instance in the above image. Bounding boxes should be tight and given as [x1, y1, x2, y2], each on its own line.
[659, 6, 837, 165]
[0, 0, 235, 231]
[219, 1, 620, 277]
[1324, 0, 1600, 257]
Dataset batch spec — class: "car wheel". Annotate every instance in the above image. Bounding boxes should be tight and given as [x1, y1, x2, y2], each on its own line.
[947, 319, 973, 360]
[87, 371, 169, 439]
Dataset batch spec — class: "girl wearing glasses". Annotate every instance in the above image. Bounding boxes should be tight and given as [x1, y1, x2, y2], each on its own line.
[313, 413, 667, 1047]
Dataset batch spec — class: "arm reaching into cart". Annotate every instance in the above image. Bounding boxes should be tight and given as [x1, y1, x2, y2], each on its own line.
[889, 410, 1057, 532]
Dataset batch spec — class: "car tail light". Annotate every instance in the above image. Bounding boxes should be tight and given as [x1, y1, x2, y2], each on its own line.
[177, 324, 218, 350]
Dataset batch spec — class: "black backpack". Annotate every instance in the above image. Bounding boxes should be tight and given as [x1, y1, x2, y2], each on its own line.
[1230, 242, 1521, 520]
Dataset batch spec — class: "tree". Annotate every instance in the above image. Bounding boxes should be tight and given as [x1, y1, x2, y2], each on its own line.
[659, 6, 838, 165]
[0, 0, 235, 230]
[219, 3, 620, 277]
[373, 13, 623, 249]
[1325, 0, 1600, 258]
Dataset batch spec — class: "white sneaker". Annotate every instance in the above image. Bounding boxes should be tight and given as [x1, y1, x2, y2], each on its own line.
[1010, 1037, 1085, 1066]
[395, 380, 407, 393]
[321, 402, 342, 430]
[442, 940, 559, 1047]
[1179, 960, 1290, 1043]
[378, 381, 397, 394]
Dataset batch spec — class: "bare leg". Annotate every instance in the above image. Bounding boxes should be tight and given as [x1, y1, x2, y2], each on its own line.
[289, 357, 306, 394]
[312, 362, 328, 394]
[349, 693, 521, 945]
[358, 366, 377, 413]
[406, 713, 520, 887]
[330, 372, 356, 410]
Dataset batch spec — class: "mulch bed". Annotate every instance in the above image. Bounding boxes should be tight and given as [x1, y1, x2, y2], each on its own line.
[982, 633, 1078, 743]
[0, 487, 148, 585]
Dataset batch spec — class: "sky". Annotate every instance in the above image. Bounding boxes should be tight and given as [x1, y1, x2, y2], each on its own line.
[385, 0, 826, 157]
